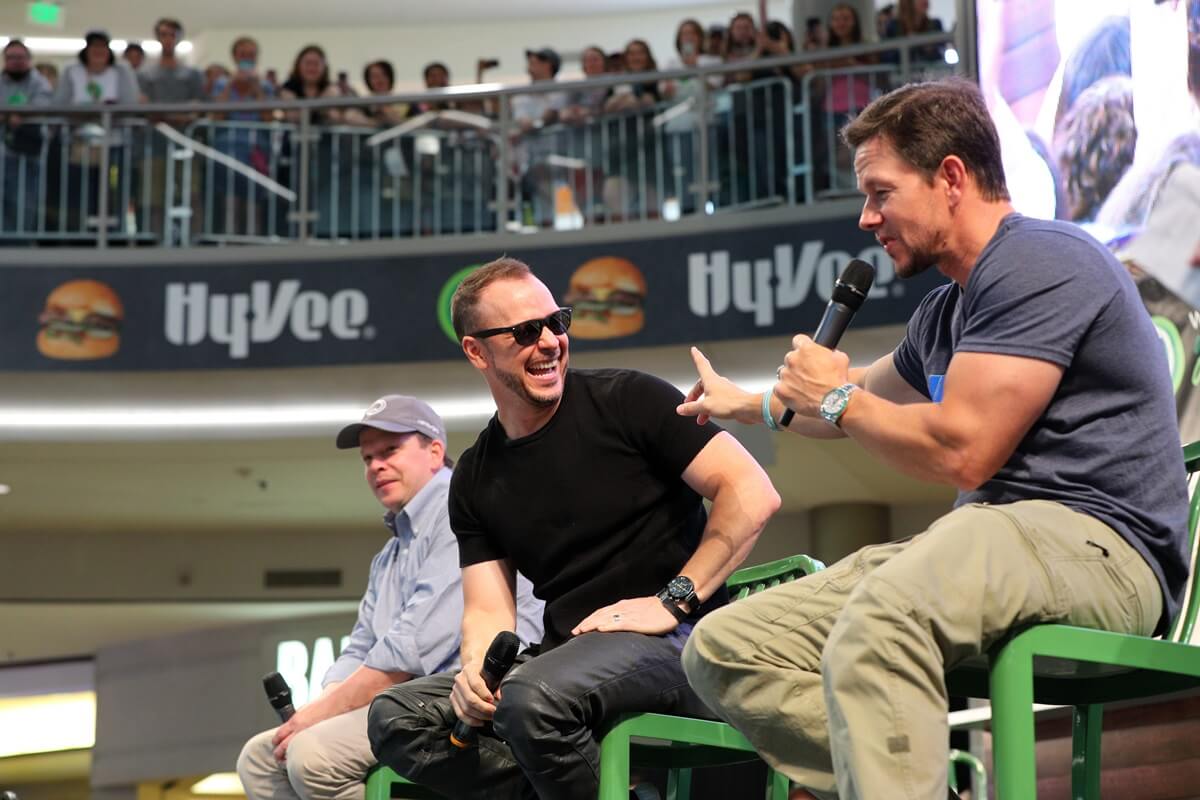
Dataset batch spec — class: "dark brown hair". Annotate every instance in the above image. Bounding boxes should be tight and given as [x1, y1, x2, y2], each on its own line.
[841, 77, 1010, 202]
[451, 257, 534, 340]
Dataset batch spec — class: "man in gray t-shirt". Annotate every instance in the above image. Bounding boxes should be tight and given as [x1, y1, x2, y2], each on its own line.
[1, 39, 52, 235]
[138, 17, 205, 108]
[679, 78, 1189, 800]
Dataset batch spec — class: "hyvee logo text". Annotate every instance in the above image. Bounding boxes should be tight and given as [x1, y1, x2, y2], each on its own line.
[688, 242, 896, 327]
[164, 280, 371, 359]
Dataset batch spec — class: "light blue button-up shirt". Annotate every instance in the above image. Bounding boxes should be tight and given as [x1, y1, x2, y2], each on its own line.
[324, 467, 543, 684]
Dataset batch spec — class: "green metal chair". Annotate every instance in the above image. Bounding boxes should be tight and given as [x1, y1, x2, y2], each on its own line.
[947, 748, 987, 798]
[364, 764, 440, 800]
[944, 441, 1200, 799]
[596, 554, 827, 800]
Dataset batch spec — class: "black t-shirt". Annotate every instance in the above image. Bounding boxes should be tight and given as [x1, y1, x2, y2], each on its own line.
[450, 368, 726, 649]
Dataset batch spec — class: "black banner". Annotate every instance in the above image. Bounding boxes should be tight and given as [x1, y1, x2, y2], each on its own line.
[2, 216, 945, 371]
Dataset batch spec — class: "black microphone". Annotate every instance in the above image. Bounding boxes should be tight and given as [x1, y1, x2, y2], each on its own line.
[778, 259, 876, 428]
[262, 671, 296, 723]
[449, 630, 521, 749]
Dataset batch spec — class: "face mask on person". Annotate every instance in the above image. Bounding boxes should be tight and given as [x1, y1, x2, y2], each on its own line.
[237, 59, 256, 72]
[680, 41, 697, 57]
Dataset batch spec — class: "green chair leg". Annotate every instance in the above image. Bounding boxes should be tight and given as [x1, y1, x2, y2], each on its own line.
[598, 719, 633, 800]
[767, 768, 790, 800]
[989, 637, 1038, 800]
[1071, 704, 1103, 800]
[666, 766, 693, 800]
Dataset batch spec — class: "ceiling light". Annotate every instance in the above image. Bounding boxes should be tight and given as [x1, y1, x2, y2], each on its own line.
[0, 484, 10, 495]
[0, 36, 192, 56]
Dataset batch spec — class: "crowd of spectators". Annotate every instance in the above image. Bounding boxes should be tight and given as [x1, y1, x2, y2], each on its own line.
[0, 6, 950, 239]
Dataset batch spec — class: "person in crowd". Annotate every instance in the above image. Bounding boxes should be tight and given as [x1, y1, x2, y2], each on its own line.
[883, 0, 945, 63]
[1053, 75, 1136, 223]
[238, 395, 543, 800]
[706, 24, 728, 58]
[344, 60, 408, 127]
[876, 4, 896, 40]
[368, 257, 781, 800]
[279, 44, 341, 124]
[678, 77, 1188, 800]
[660, 18, 723, 99]
[122, 42, 145, 72]
[139, 18, 205, 109]
[202, 63, 228, 96]
[510, 48, 567, 226]
[209, 36, 275, 236]
[34, 61, 57, 91]
[54, 30, 139, 105]
[806, 2, 876, 191]
[722, 11, 764, 84]
[1, 39, 53, 235]
[803, 16, 827, 51]
[336, 71, 357, 98]
[211, 37, 272, 114]
[513, 47, 565, 131]
[406, 61, 453, 117]
[603, 39, 661, 112]
[560, 46, 609, 122]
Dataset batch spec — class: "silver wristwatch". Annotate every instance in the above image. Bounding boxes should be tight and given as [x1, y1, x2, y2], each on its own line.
[819, 383, 858, 427]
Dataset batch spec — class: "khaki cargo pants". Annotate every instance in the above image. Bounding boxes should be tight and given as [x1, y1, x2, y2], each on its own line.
[682, 500, 1162, 800]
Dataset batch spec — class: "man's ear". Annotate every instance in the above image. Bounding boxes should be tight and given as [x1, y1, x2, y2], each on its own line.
[938, 155, 969, 206]
[462, 336, 489, 370]
[428, 437, 446, 469]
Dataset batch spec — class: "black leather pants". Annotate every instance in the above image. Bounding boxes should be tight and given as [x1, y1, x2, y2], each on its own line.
[368, 629, 713, 800]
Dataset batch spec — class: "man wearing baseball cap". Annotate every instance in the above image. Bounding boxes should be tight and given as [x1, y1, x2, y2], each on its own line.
[238, 395, 543, 800]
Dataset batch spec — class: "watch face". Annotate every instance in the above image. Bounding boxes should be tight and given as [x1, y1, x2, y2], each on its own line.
[820, 390, 844, 416]
[668, 576, 694, 599]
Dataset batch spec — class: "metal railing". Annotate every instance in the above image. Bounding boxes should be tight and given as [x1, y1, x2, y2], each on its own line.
[0, 32, 957, 247]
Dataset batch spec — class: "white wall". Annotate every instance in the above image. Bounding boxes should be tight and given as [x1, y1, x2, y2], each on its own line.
[190, 1, 792, 91]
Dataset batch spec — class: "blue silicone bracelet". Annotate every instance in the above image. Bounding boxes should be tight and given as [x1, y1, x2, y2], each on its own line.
[762, 385, 780, 431]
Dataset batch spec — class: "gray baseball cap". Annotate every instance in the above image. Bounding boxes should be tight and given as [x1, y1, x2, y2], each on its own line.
[335, 395, 447, 449]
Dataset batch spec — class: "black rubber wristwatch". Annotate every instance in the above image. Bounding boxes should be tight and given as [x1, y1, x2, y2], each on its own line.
[656, 575, 698, 621]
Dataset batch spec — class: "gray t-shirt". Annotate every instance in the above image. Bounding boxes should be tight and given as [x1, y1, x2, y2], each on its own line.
[0, 70, 53, 107]
[138, 61, 205, 103]
[894, 213, 1189, 632]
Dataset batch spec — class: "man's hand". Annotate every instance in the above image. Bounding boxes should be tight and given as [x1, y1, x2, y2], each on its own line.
[775, 335, 852, 419]
[676, 347, 760, 425]
[450, 661, 499, 727]
[571, 596, 680, 637]
[270, 707, 317, 762]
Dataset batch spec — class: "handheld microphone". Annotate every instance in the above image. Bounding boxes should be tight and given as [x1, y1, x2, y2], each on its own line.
[778, 258, 876, 428]
[449, 630, 521, 749]
[2, 791, 20, 800]
[262, 671, 296, 723]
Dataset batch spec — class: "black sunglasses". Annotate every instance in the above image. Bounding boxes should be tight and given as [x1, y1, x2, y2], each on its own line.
[468, 307, 573, 346]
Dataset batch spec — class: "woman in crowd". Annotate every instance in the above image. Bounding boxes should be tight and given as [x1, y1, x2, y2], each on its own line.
[883, 0, 945, 63]
[344, 60, 408, 127]
[561, 46, 610, 122]
[54, 30, 139, 105]
[723, 12, 765, 84]
[604, 39, 661, 112]
[279, 44, 341, 123]
[661, 18, 722, 99]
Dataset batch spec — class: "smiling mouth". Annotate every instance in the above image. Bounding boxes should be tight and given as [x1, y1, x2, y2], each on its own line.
[527, 358, 560, 378]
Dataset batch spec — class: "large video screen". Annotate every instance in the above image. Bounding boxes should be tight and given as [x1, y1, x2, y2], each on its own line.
[976, 0, 1200, 437]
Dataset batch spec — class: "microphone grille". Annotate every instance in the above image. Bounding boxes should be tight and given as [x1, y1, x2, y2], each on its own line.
[485, 631, 521, 665]
[263, 671, 290, 696]
[832, 259, 875, 310]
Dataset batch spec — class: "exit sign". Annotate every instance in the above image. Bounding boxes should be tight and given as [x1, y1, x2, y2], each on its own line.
[27, 2, 64, 27]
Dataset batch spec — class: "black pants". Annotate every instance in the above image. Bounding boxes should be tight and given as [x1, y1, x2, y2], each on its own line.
[368, 629, 713, 800]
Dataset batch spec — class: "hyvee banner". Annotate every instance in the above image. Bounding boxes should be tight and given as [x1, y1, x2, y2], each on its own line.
[1, 217, 945, 371]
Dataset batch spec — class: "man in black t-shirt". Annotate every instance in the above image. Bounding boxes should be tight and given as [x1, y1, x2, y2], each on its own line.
[367, 257, 781, 800]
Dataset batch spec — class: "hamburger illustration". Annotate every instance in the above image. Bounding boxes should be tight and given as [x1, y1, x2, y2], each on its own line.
[563, 257, 647, 339]
[37, 279, 124, 360]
